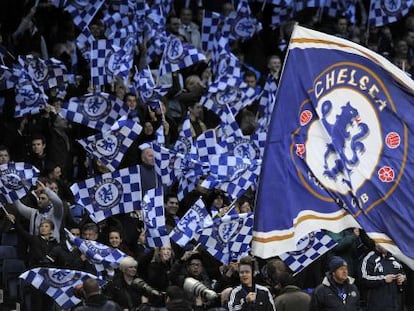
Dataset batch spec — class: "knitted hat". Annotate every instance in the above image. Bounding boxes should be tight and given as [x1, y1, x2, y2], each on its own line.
[328, 256, 348, 272]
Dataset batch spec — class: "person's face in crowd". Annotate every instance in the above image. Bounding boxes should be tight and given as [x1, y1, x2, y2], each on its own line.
[143, 121, 154, 135]
[406, 31, 414, 47]
[166, 197, 179, 215]
[32, 139, 46, 156]
[141, 148, 154, 166]
[125, 94, 138, 110]
[245, 75, 257, 88]
[109, 231, 122, 248]
[186, 76, 202, 92]
[332, 266, 348, 284]
[395, 40, 409, 56]
[180, 8, 193, 25]
[39, 221, 53, 237]
[239, 201, 252, 213]
[160, 246, 172, 262]
[213, 194, 224, 208]
[46, 181, 59, 194]
[188, 259, 203, 277]
[138, 230, 146, 244]
[168, 17, 181, 34]
[54, 115, 68, 129]
[115, 84, 126, 100]
[189, 103, 203, 119]
[0, 150, 10, 164]
[336, 18, 348, 35]
[50, 166, 62, 180]
[82, 229, 98, 241]
[239, 264, 253, 287]
[268, 56, 281, 74]
[222, 2, 235, 16]
[70, 228, 81, 237]
[124, 263, 137, 278]
[38, 193, 50, 208]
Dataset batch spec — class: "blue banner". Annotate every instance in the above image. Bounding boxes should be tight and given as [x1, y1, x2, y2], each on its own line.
[253, 26, 414, 267]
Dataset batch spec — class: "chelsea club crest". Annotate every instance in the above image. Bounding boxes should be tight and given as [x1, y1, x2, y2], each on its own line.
[82, 94, 111, 120]
[233, 17, 256, 40]
[215, 87, 239, 107]
[43, 269, 80, 288]
[294, 62, 406, 214]
[381, 0, 403, 15]
[95, 133, 120, 159]
[0, 168, 23, 190]
[286, 232, 316, 256]
[92, 178, 123, 210]
[166, 37, 184, 64]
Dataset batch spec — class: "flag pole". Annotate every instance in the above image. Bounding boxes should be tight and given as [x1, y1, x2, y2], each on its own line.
[1, 205, 14, 224]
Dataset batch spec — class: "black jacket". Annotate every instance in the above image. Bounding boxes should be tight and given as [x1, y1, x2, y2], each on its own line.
[228, 283, 276, 311]
[310, 274, 360, 311]
[73, 294, 121, 311]
[360, 250, 405, 311]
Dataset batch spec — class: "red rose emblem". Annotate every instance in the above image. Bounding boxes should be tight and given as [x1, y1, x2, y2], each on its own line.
[385, 132, 401, 149]
[300, 110, 312, 126]
[378, 166, 395, 182]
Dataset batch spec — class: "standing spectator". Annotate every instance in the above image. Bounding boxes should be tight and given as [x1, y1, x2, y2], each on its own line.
[361, 244, 406, 311]
[228, 255, 276, 311]
[26, 134, 50, 174]
[0, 145, 11, 164]
[164, 193, 180, 232]
[310, 256, 360, 311]
[74, 278, 121, 311]
[178, 7, 201, 49]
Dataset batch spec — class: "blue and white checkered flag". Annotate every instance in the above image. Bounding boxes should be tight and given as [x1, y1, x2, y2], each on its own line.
[368, 0, 413, 26]
[19, 268, 106, 309]
[135, 67, 170, 109]
[18, 55, 70, 90]
[174, 114, 198, 157]
[196, 212, 254, 264]
[91, 37, 136, 87]
[222, 0, 262, 42]
[77, 120, 142, 171]
[295, 0, 326, 12]
[159, 35, 207, 76]
[201, 11, 224, 53]
[142, 187, 170, 247]
[70, 166, 142, 223]
[0, 65, 18, 90]
[258, 74, 277, 123]
[66, 229, 127, 274]
[196, 129, 220, 163]
[211, 36, 241, 80]
[60, 92, 130, 132]
[170, 197, 213, 247]
[325, 0, 357, 24]
[278, 231, 337, 275]
[0, 162, 40, 204]
[14, 70, 48, 118]
[200, 76, 259, 121]
[65, 0, 105, 31]
[271, 2, 294, 28]
[76, 26, 94, 61]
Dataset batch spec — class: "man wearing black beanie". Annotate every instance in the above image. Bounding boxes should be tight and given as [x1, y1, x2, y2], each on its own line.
[309, 256, 360, 311]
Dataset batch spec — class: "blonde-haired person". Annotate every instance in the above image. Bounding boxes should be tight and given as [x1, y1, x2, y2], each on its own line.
[104, 256, 143, 310]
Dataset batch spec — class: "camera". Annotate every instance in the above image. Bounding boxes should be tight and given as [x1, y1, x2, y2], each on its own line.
[132, 278, 164, 298]
[183, 277, 218, 302]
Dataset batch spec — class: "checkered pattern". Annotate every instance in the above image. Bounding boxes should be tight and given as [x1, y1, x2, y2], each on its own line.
[368, 0, 413, 26]
[208, 155, 254, 181]
[65, 0, 105, 31]
[103, 12, 132, 37]
[70, 165, 142, 223]
[77, 120, 142, 171]
[76, 26, 94, 61]
[201, 11, 223, 53]
[60, 92, 130, 132]
[217, 103, 244, 140]
[19, 268, 105, 309]
[170, 198, 213, 247]
[0, 162, 40, 204]
[177, 175, 198, 201]
[135, 68, 170, 108]
[0, 65, 18, 90]
[91, 38, 135, 87]
[295, 0, 326, 12]
[271, 4, 294, 27]
[142, 187, 170, 247]
[221, 0, 262, 42]
[325, 0, 356, 23]
[66, 230, 127, 274]
[211, 36, 241, 80]
[14, 71, 48, 118]
[174, 114, 197, 156]
[159, 35, 207, 76]
[153, 143, 177, 186]
[279, 231, 337, 274]
[196, 129, 219, 163]
[196, 212, 254, 264]
[200, 76, 259, 121]
[258, 74, 278, 120]
[156, 123, 165, 146]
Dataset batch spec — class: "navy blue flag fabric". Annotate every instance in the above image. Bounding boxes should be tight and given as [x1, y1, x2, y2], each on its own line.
[253, 25, 414, 268]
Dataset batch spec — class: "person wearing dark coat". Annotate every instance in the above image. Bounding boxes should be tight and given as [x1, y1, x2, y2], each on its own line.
[310, 256, 360, 311]
[73, 278, 121, 311]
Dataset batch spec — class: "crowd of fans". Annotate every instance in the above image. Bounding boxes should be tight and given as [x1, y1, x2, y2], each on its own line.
[1, 0, 414, 310]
